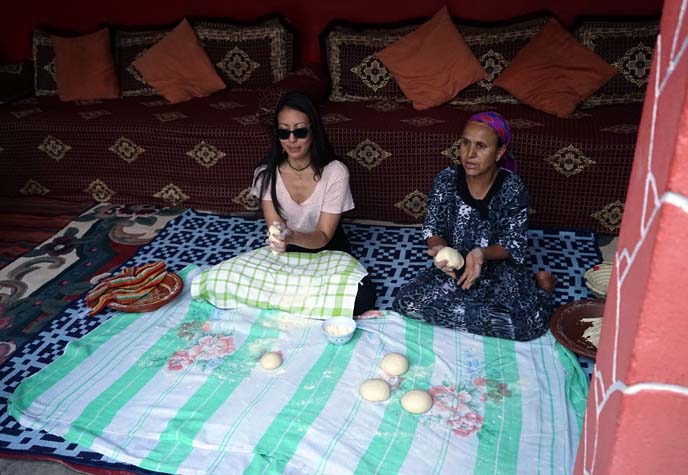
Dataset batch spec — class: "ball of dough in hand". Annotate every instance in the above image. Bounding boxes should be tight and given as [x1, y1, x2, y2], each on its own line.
[359, 378, 391, 402]
[260, 352, 282, 370]
[434, 247, 464, 270]
[401, 389, 433, 414]
[380, 353, 409, 376]
[268, 224, 286, 255]
[268, 224, 283, 239]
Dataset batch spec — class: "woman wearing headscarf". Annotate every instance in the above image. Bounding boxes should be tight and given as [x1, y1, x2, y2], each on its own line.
[393, 111, 555, 341]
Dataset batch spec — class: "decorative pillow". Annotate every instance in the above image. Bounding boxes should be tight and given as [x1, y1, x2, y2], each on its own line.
[190, 248, 368, 319]
[32, 29, 58, 96]
[451, 14, 552, 106]
[321, 14, 551, 104]
[113, 24, 172, 96]
[493, 19, 617, 118]
[190, 15, 294, 89]
[321, 19, 421, 102]
[52, 28, 119, 101]
[132, 19, 226, 104]
[376, 7, 485, 110]
[574, 18, 659, 107]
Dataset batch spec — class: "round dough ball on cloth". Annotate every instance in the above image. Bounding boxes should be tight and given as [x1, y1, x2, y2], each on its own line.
[401, 389, 433, 414]
[380, 352, 409, 376]
[359, 378, 391, 402]
[260, 352, 282, 370]
[434, 247, 464, 270]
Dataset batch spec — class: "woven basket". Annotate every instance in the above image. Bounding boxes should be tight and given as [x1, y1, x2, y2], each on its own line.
[584, 263, 612, 299]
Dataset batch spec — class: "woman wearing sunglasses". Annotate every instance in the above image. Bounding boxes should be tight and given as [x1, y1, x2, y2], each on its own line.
[251, 91, 375, 315]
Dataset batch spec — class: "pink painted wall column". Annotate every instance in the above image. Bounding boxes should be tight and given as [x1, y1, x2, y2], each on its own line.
[575, 0, 688, 473]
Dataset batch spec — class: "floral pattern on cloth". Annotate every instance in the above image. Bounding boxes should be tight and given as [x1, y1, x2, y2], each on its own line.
[424, 349, 514, 438]
[167, 319, 237, 372]
[393, 165, 554, 341]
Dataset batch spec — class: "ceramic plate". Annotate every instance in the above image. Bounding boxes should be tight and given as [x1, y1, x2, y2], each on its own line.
[549, 298, 605, 359]
[107, 272, 183, 313]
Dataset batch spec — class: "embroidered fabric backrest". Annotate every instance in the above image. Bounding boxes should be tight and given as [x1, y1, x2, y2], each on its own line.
[574, 18, 659, 107]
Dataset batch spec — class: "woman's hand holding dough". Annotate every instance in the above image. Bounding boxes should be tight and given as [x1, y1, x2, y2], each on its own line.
[428, 245, 457, 280]
[268, 222, 291, 254]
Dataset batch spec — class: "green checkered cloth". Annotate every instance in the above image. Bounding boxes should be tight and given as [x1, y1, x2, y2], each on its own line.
[190, 247, 368, 318]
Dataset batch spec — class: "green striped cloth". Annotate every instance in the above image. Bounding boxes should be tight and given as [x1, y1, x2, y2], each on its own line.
[9, 265, 588, 475]
[191, 247, 368, 319]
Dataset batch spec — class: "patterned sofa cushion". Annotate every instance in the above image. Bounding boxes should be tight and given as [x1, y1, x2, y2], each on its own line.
[317, 99, 641, 233]
[113, 15, 294, 97]
[575, 18, 659, 107]
[190, 15, 294, 89]
[0, 89, 269, 212]
[256, 63, 329, 127]
[32, 29, 58, 96]
[321, 20, 421, 102]
[113, 24, 173, 97]
[1, 61, 34, 104]
[321, 14, 552, 105]
[451, 15, 552, 105]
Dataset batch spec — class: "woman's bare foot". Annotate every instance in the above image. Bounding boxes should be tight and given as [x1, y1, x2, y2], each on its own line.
[535, 271, 555, 294]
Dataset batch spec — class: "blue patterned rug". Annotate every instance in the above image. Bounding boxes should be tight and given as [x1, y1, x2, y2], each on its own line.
[0, 210, 600, 473]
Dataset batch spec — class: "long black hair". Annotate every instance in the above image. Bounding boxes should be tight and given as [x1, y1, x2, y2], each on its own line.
[255, 91, 337, 219]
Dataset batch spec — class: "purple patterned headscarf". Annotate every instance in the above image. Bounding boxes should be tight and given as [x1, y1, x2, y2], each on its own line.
[467, 111, 517, 172]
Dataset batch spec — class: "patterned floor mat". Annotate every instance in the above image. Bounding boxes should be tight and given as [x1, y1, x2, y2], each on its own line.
[0, 209, 601, 473]
[0, 198, 92, 271]
[0, 204, 182, 365]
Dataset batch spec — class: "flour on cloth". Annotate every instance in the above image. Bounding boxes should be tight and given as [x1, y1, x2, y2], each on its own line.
[9, 264, 589, 475]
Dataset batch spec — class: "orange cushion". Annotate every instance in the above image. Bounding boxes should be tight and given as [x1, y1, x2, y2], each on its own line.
[493, 19, 617, 118]
[133, 19, 226, 104]
[376, 6, 485, 110]
[52, 29, 119, 102]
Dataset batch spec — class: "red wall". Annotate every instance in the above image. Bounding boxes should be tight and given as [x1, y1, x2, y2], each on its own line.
[575, 0, 688, 471]
[0, 0, 663, 64]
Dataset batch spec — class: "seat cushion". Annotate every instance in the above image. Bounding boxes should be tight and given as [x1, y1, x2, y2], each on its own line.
[0, 89, 269, 212]
[318, 100, 641, 233]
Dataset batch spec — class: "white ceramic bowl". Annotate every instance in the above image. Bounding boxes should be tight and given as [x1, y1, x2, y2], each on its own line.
[321, 317, 357, 345]
[584, 263, 613, 299]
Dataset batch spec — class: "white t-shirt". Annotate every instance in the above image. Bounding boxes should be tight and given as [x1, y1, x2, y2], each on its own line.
[250, 160, 355, 233]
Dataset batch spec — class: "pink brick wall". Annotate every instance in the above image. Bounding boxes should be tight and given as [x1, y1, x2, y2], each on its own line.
[575, 0, 688, 472]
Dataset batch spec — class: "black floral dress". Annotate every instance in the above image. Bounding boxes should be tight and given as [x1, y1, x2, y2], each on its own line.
[393, 165, 554, 341]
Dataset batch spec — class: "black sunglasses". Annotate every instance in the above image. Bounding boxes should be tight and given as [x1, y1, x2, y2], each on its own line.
[276, 126, 311, 140]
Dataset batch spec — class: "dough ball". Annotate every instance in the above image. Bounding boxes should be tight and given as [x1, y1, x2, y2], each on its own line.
[434, 247, 464, 270]
[260, 352, 282, 370]
[359, 378, 391, 402]
[268, 224, 283, 238]
[380, 352, 409, 376]
[401, 389, 433, 414]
